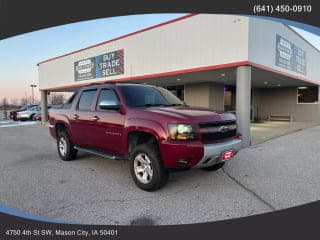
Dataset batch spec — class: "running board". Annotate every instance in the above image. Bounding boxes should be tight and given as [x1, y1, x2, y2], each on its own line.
[74, 145, 128, 160]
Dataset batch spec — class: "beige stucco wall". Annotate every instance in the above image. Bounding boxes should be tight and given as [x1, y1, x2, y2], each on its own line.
[39, 14, 249, 90]
[184, 83, 209, 107]
[184, 82, 224, 110]
[253, 87, 320, 123]
[249, 18, 320, 84]
[209, 83, 224, 111]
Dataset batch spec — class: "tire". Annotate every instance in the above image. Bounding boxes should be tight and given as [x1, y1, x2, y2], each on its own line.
[201, 162, 225, 171]
[57, 131, 78, 161]
[30, 114, 36, 121]
[130, 144, 169, 191]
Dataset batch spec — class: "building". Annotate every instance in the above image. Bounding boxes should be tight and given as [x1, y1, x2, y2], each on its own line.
[37, 14, 320, 147]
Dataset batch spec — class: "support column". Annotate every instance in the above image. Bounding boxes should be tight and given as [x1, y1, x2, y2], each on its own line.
[41, 90, 48, 123]
[236, 66, 252, 147]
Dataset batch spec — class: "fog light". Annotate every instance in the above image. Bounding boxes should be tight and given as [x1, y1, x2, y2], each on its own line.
[203, 157, 212, 164]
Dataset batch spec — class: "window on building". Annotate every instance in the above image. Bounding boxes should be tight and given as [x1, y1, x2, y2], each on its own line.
[78, 90, 97, 111]
[297, 86, 319, 104]
[224, 85, 235, 111]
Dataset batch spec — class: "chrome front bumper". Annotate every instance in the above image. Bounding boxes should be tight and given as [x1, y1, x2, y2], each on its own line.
[194, 139, 242, 168]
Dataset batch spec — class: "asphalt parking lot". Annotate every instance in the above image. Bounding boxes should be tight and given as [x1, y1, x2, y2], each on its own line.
[1, 121, 320, 225]
[0, 120, 36, 128]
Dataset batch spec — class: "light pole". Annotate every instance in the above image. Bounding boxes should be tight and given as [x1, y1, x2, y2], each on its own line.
[30, 84, 37, 104]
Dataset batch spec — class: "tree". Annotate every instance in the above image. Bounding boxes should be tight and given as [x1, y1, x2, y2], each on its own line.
[2, 98, 8, 110]
[20, 96, 29, 106]
[34, 98, 41, 105]
[50, 93, 65, 105]
[10, 98, 19, 107]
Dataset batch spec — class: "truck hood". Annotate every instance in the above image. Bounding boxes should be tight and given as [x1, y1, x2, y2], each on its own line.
[143, 106, 236, 122]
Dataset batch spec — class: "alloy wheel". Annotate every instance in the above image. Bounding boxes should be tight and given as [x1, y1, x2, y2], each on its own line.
[134, 153, 153, 184]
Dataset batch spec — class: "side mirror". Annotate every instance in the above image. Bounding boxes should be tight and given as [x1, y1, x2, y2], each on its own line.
[98, 100, 120, 111]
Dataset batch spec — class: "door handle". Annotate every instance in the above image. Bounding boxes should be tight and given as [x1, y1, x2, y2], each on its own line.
[72, 114, 79, 120]
[91, 116, 100, 121]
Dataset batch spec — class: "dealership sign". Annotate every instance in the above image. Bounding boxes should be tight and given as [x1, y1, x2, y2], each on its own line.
[275, 34, 306, 75]
[74, 49, 124, 81]
[74, 57, 96, 81]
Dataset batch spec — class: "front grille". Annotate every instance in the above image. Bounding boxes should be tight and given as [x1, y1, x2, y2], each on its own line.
[199, 120, 236, 128]
[199, 120, 237, 143]
[201, 129, 237, 142]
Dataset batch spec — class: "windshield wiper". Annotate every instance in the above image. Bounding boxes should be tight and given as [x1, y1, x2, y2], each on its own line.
[167, 103, 186, 106]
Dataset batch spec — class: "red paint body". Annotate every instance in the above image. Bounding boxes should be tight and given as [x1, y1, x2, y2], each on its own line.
[49, 84, 238, 168]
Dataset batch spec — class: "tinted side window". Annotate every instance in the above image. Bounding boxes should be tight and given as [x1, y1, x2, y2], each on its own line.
[63, 92, 78, 109]
[66, 92, 78, 104]
[78, 90, 96, 111]
[97, 89, 119, 110]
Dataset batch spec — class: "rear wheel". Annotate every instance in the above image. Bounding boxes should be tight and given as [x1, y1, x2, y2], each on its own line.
[130, 144, 169, 191]
[57, 131, 78, 161]
[201, 162, 225, 171]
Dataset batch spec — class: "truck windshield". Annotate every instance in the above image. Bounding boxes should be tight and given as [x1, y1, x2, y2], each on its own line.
[119, 85, 185, 108]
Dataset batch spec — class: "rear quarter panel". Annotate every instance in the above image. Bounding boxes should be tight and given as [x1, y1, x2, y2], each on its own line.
[48, 109, 72, 140]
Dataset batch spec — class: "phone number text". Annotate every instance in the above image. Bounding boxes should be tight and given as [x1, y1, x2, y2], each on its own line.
[253, 5, 312, 14]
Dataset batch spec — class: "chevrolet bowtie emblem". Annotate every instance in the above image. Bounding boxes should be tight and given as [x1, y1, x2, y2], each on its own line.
[218, 126, 229, 133]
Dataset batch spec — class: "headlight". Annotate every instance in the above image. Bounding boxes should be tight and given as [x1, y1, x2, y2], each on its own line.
[168, 124, 198, 140]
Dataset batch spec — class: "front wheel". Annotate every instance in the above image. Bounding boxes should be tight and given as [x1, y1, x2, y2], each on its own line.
[57, 131, 78, 161]
[130, 144, 169, 191]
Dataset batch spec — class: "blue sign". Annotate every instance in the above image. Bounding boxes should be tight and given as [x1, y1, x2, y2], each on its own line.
[74, 49, 124, 81]
[275, 34, 306, 75]
[95, 49, 124, 78]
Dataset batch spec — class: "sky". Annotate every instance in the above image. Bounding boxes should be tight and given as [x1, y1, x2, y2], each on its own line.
[0, 14, 185, 103]
[0, 13, 320, 104]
